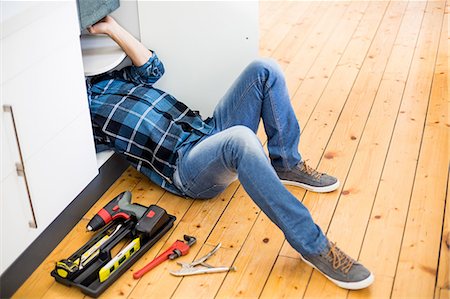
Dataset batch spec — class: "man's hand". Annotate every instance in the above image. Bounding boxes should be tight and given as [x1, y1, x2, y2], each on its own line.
[87, 16, 118, 36]
[87, 16, 152, 67]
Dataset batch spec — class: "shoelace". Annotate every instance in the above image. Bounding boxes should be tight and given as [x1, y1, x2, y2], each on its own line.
[326, 242, 355, 274]
[299, 161, 322, 180]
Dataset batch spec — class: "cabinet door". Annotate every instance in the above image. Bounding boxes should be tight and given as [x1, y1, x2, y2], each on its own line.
[1, 1, 80, 83]
[1, 43, 89, 163]
[25, 112, 98, 230]
[1, 46, 98, 234]
[1, 116, 39, 273]
[1, 0, 85, 162]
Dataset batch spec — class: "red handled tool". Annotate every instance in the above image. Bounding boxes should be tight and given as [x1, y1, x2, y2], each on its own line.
[133, 235, 196, 279]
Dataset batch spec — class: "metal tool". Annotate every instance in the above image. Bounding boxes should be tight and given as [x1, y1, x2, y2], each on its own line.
[87, 191, 147, 231]
[55, 223, 123, 279]
[133, 235, 196, 279]
[169, 243, 236, 276]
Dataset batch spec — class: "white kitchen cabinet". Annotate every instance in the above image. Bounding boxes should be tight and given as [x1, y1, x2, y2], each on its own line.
[1, 1, 98, 274]
[2, 2, 81, 84]
[2, 42, 91, 162]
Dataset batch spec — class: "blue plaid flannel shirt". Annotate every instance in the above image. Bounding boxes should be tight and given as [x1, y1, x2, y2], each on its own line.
[86, 52, 214, 195]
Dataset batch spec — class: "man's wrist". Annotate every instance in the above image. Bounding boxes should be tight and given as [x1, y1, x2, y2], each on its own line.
[106, 21, 122, 38]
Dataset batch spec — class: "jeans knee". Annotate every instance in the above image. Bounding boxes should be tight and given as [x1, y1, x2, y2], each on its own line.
[225, 126, 263, 155]
[245, 58, 285, 94]
[248, 58, 283, 78]
[220, 126, 268, 171]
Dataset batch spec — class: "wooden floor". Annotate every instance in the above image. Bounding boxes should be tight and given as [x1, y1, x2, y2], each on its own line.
[15, 1, 449, 298]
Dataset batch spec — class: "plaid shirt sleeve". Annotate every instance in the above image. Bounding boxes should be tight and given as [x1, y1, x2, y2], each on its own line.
[95, 51, 165, 86]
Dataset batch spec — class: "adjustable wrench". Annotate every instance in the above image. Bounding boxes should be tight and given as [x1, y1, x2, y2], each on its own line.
[133, 235, 196, 279]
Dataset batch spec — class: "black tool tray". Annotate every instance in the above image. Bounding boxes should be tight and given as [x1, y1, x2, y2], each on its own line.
[51, 209, 175, 298]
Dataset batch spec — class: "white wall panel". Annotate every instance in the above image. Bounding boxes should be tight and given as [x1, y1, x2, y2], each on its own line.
[138, 1, 258, 117]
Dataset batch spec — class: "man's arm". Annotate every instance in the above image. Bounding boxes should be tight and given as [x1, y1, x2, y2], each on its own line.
[88, 16, 152, 67]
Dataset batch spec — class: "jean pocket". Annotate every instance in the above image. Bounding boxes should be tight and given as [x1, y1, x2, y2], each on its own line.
[173, 168, 186, 192]
[187, 184, 228, 199]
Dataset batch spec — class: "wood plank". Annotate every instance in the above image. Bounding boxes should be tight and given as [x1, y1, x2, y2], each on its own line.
[425, 5, 448, 129]
[300, 1, 428, 297]
[430, 6, 448, 298]
[391, 4, 448, 296]
[260, 256, 310, 299]
[287, 0, 409, 261]
[279, 0, 396, 260]
[436, 177, 450, 297]
[128, 182, 239, 299]
[257, 2, 347, 143]
[348, 2, 446, 298]
[171, 244, 238, 299]
[270, 2, 328, 69]
[260, 1, 312, 58]
[258, 1, 278, 26]
[12, 167, 142, 299]
[297, 0, 405, 165]
[259, 1, 290, 34]
[259, 1, 291, 50]
[278, 0, 408, 266]
[206, 186, 261, 250]
[284, 1, 350, 95]
[392, 127, 448, 298]
[438, 288, 450, 299]
[290, 0, 370, 127]
[252, 4, 376, 261]
[215, 214, 285, 298]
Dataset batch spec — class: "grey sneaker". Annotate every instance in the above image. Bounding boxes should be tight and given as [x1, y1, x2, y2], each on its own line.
[300, 242, 374, 290]
[276, 161, 339, 193]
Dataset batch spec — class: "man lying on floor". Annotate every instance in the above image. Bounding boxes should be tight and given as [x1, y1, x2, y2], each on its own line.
[86, 16, 374, 290]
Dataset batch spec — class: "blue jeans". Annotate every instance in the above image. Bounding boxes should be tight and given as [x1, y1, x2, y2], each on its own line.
[173, 59, 328, 255]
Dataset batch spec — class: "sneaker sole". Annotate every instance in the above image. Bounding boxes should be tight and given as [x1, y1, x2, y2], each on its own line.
[298, 254, 375, 290]
[280, 179, 340, 193]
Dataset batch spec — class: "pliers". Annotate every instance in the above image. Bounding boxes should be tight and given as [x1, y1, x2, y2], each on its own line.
[169, 243, 236, 276]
